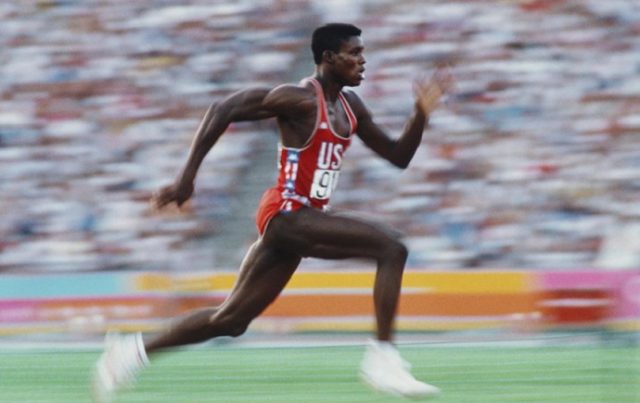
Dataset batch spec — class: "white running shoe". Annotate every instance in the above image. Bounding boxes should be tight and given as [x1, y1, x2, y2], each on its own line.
[91, 332, 149, 403]
[360, 339, 440, 399]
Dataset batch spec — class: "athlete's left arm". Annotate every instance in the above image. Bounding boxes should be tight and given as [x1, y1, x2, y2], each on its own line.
[352, 68, 452, 169]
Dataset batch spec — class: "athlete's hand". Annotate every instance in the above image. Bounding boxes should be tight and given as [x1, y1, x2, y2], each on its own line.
[413, 67, 454, 116]
[151, 180, 194, 210]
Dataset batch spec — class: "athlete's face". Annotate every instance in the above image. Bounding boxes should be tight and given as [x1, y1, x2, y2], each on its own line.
[333, 36, 366, 86]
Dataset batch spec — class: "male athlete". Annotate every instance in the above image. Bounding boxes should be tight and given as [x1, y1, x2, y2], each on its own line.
[92, 23, 452, 401]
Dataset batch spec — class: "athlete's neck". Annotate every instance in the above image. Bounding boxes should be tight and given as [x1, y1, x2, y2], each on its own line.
[313, 70, 343, 103]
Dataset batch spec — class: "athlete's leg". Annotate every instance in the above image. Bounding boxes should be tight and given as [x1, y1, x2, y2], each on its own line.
[265, 208, 408, 342]
[145, 240, 301, 353]
[92, 240, 301, 403]
[264, 208, 439, 398]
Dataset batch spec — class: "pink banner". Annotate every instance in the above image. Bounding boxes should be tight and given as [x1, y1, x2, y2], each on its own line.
[0, 301, 39, 323]
[539, 270, 640, 321]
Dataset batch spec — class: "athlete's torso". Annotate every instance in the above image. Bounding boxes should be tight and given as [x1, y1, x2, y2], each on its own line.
[275, 78, 358, 210]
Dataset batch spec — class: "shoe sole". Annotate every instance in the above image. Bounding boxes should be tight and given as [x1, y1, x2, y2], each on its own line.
[359, 371, 440, 400]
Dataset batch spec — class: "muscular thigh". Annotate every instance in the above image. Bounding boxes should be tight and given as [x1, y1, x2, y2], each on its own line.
[263, 207, 402, 260]
[331, 209, 404, 240]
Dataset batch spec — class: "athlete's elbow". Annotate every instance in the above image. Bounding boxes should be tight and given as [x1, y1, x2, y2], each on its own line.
[390, 157, 411, 169]
[387, 145, 415, 169]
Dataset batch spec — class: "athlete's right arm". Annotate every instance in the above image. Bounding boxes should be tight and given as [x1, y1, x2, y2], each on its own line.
[262, 84, 311, 118]
[152, 87, 274, 209]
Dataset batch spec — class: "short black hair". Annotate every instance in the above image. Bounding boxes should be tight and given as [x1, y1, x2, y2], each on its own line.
[311, 23, 362, 65]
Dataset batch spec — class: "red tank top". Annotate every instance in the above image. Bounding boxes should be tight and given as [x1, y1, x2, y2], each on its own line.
[276, 78, 358, 211]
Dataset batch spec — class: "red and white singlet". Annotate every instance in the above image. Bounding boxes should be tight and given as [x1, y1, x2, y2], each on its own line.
[255, 78, 358, 235]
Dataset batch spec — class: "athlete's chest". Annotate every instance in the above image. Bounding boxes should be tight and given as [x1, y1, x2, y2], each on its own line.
[324, 100, 352, 136]
[280, 79, 358, 149]
[281, 103, 351, 148]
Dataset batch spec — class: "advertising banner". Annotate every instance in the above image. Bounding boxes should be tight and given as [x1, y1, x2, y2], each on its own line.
[0, 269, 637, 335]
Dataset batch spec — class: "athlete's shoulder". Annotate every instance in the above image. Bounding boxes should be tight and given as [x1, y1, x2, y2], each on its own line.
[269, 82, 314, 98]
[340, 89, 367, 118]
[264, 82, 315, 114]
[340, 88, 361, 103]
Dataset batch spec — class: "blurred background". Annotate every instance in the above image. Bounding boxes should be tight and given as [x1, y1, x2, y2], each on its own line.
[3, 0, 640, 274]
[1, 1, 639, 402]
[0, 0, 639, 344]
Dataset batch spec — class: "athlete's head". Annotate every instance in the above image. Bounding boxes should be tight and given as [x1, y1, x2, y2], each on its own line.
[312, 23, 366, 86]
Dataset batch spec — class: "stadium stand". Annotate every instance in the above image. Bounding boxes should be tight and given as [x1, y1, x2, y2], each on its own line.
[1, 0, 639, 272]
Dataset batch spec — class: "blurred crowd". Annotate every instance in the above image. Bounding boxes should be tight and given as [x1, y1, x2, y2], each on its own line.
[0, 0, 316, 272]
[340, 0, 640, 269]
[1, 0, 639, 272]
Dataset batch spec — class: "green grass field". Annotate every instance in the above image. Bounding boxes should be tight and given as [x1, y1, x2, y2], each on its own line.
[1, 342, 638, 402]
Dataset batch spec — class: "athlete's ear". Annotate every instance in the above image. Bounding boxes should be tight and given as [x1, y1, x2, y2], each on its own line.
[323, 50, 336, 65]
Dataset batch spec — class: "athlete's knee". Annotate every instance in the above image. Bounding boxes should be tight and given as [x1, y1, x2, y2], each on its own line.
[382, 238, 408, 264]
[226, 320, 250, 337]
[209, 311, 251, 338]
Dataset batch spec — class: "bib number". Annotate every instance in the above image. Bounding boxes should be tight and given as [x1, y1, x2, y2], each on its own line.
[310, 169, 340, 200]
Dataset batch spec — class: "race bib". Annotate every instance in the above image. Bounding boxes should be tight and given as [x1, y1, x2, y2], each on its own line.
[310, 169, 340, 200]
